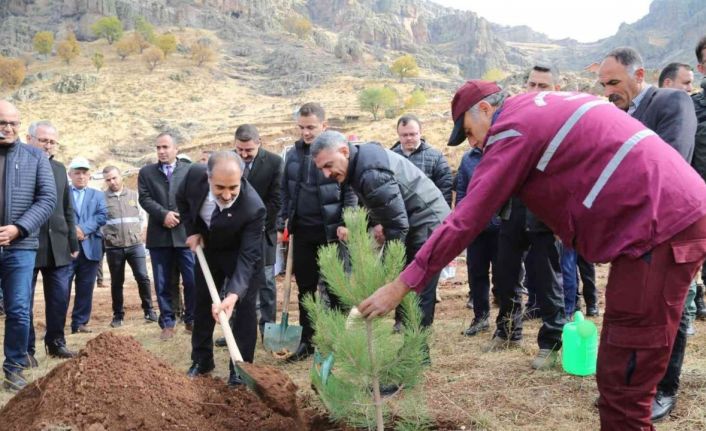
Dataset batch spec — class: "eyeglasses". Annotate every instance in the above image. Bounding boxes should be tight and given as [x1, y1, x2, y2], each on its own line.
[0, 120, 20, 128]
[36, 137, 59, 146]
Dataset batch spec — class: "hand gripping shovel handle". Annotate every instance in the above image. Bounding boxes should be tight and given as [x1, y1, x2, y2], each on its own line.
[195, 245, 244, 363]
[281, 235, 295, 315]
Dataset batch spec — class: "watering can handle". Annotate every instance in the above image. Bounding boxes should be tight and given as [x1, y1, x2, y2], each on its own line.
[195, 245, 245, 363]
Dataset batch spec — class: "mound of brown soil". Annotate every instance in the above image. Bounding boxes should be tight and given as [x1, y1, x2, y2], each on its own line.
[0, 333, 309, 431]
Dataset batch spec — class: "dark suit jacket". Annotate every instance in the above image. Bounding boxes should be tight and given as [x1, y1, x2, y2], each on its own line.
[35, 158, 79, 268]
[138, 160, 191, 248]
[73, 187, 107, 261]
[176, 164, 266, 298]
[244, 148, 282, 265]
[631, 86, 697, 162]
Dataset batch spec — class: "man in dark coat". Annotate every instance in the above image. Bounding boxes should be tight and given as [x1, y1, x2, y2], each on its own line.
[138, 132, 195, 340]
[26, 121, 78, 364]
[234, 124, 282, 335]
[177, 151, 265, 386]
[312, 131, 450, 340]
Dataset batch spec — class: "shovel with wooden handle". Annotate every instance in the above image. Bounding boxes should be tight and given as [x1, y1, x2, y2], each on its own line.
[194, 245, 261, 392]
[263, 234, 303, 358]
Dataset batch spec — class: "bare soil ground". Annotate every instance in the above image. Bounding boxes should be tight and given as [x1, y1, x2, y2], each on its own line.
[2, 260, 705, 430]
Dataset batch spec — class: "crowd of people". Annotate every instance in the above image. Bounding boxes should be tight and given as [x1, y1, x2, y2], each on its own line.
[2, 37, 706, 430]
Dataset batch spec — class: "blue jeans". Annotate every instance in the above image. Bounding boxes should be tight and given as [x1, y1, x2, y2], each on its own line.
[0, 248, 36, 374]
[561, 247, 578, 316]
[68, 249, 100, 331]
[149, 247, 195, 328]
[29, 265, 72, 354]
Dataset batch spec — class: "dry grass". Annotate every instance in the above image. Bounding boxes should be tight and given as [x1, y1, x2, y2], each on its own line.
[3, 262, 706, 430]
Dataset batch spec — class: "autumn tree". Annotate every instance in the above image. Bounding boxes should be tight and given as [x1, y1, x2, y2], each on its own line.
[142, 46, 164, 72]
[115, 36, 139, 60]
[33, 31, 54, 57]
[92, 52, 104, 72]
[0, 57, 26, 90]
[482, 67, 505, 82]
[190, 42, 215, 67]
[57, 31, 81, 65]
[284, 15, 313, 39]
[404, 88, 427, 110]
[155, 33, 177, 57]
[390, 54, 419, 82]
[91, 16, 124, 45]
[359, 86, 397, 121]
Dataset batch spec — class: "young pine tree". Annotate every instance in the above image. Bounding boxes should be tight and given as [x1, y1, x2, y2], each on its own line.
[304, 207, 431, 431]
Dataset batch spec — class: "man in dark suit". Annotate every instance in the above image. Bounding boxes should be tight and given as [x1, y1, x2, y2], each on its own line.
[26, 121, 78, 363]
[138, 132, 195, 340]
[177, 151, 266, 385]
[234, 124, 282, 335]
[67, 157, 107, 334]
[599, 46, 697, 423]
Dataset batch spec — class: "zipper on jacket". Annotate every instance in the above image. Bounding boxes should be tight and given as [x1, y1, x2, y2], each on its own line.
[15, 162, 19, 187]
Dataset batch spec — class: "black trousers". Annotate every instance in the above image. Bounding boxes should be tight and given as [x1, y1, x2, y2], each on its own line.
[106, 245, 154, 318]
[577, 255, 597, 308]
[657, 308, 689, 395]
[191, 252, 259, 365]
[495, 199, 566, 348]
[292, 225, 343, 344]
[467, 227, 500, 321]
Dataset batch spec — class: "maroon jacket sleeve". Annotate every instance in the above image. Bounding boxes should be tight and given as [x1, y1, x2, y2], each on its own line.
[400, 126, 540, 292]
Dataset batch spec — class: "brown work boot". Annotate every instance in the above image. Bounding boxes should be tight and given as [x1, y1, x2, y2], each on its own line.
[160, 327, 176, 341]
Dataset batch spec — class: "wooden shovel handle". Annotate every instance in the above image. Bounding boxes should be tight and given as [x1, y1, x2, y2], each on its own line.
[195, 245, 244, 363]
[281, 235, 294, 315]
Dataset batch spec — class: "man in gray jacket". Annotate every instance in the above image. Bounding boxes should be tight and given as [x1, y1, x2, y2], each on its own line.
[312, 131, 450, 338]
[103, 166, 157, 328]
[0, 100, 56, 391]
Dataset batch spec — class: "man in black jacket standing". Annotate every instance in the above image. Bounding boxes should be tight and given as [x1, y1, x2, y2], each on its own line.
[234, 124, 282, 335]
[278, 103, 358, 361]
[138, 132, 195, 340]
[26, 121, 78, 364]
[177, 151, 265, 385]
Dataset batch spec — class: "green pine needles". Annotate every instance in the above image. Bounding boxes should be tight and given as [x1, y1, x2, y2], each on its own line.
[304, 207, 431, 430]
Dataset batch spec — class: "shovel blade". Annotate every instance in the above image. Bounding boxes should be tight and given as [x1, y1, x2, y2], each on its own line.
[263, 313, 302, 354]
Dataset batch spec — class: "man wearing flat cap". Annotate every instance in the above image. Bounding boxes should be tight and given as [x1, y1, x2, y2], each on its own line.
[360, 80, 706, 430]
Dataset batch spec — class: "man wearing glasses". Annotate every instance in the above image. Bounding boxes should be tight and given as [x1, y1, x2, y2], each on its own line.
[26, 121, 79, 366]
[0, 101, 56, 392]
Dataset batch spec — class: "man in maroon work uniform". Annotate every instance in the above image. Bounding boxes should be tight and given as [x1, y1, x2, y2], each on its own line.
[359, 80, 706, 430]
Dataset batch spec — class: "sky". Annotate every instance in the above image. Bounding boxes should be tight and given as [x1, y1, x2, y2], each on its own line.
[432, 0, 653, 43]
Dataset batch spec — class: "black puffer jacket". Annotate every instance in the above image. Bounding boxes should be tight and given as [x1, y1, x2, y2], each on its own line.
[691, 79, 706, 182]
[390, 139, 453, 206]
[278, 139, 358, 241]
[347, 143, 450, 244]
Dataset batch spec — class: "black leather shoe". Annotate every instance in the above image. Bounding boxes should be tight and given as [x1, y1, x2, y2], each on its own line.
[3, 370, 27, 392]
[286, 342, 314, 362]
[27, 353, 38, 368]
[586, 306, 600, 317]
[144, 310, 158, 323]
[228, 372, 244, 387]
[214, 337, 227, 347]
[71, 325, 92, 334]
[379, 383, 399, 397]
[651, 391, 676, 422]
[463, 317, 490, 337]
[186, 361, 215, 378]
[46, 339, 77, 359]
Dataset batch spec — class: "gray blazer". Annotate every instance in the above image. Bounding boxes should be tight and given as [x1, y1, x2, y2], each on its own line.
[631, 86, 697, 163]
[138, 160, 191, 248]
